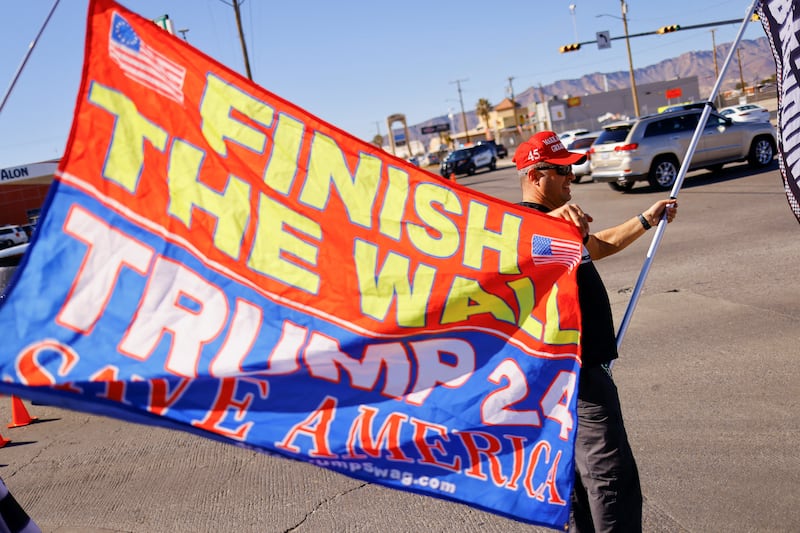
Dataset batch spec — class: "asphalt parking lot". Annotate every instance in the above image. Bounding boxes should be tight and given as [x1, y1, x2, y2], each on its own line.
[0, 157, 798, 532]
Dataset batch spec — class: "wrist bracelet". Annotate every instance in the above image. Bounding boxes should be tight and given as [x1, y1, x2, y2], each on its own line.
[638, 213, 652, 230]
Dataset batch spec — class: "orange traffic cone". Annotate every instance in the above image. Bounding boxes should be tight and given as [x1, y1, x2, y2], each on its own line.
[0, 431, 8, 447]
[8, 396, 37, 428]
[449, 172, 456, 182]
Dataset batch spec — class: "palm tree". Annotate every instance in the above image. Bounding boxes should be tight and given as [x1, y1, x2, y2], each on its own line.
[441, 133, 453, 152]
[371, 134, 383, 147]
[475, 98, 493, 141]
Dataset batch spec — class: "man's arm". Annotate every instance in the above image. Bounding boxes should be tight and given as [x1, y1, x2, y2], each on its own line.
[586, 199, 677, 260]
[586, 215, 649, 260]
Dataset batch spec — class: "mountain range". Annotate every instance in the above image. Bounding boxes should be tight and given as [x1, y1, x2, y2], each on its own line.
[412, 37, 776, 135]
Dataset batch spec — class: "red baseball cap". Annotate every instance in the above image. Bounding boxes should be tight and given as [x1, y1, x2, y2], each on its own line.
[513, 130, 586, 170]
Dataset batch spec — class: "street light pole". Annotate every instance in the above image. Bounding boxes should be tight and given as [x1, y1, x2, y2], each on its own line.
[569, 4, 578, 42]
[620, 0, 640, 117]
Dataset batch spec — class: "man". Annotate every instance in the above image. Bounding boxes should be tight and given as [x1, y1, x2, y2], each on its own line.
[0, 476, 40, 532]
[512, 131, 677, 532]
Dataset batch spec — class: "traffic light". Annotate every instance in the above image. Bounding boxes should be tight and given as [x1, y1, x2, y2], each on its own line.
[559, 43, 581, 53]
[656, 24, 681, 34]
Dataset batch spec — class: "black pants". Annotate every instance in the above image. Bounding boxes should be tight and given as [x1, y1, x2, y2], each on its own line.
[570, 365, 642, 533]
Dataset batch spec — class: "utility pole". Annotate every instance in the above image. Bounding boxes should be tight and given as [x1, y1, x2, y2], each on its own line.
[710, 29, 721, 107]
[737, 47, 746, 93]
[710, 29, 720, 80]
[451, 78, 470, 144]
[231, 0, 253, 80]
[620, 0, 640, 117]
[539, 84, 549, 130]
[508, 76, 521, 134]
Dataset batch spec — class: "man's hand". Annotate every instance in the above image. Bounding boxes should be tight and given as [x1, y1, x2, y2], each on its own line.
[549, 203, 593, 238]
[642, 199, 678, 227]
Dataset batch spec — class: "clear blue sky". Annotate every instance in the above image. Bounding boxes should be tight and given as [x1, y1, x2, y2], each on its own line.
[0, 0, 768, 169]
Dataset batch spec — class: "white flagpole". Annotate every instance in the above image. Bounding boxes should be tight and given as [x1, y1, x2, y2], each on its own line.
[614, 0, 760, 352]
[0, 0, 61, 117]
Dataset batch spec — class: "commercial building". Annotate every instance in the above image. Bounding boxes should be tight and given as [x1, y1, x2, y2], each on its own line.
[445, 77, 702, 150]
[0, 160, 57, 226]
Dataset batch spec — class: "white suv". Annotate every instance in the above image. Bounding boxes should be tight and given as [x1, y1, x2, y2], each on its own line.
[590, 108, 776, 191]
[0, 225, 28, 249]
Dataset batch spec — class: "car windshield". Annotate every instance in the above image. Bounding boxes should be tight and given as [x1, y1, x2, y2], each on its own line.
[560, 130, 588, 138]
[595, 126, 631, 145]
[447, 149, 471, 162]
[721, 109, 734, 115]
[569, 137, 597, 150]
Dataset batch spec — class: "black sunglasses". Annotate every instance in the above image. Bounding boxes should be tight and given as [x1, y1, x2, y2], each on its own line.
[534, 164, 573, 176]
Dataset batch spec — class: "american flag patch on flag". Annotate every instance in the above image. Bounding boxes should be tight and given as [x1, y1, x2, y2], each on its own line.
[108, 13, 186, 103]
[531, 234, 581, 270]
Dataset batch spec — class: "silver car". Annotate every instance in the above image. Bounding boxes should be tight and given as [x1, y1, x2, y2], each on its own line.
[558, 129, 590, 145]
[719, 103, 771, 123]
[566, 133, 599, 183]
[590, 109, 776, 192]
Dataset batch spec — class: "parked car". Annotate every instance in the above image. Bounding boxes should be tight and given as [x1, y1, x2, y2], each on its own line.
[418, 152, 441, 166]
[757, 82, 777, 93]
[660, 102, 715, 113]
[558, 129, 590, 145]
[719, 103, 771, 123]
[565, 133, 600, 183]
[0, 225, 28, 249]
[590, 108, 776, 192]
[476, 139, 508, 158]
[20, 224, 36, 239]
[440, 144, 497, 177]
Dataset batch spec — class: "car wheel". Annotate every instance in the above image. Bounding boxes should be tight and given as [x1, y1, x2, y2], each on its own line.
[467, 163, 476, 176]
[648, 156, 679, 190]
[608, 181, 634, 192]
[572, 174, 583, 184]
[748, 136, 775, 167]
[489, 158, 497, 171]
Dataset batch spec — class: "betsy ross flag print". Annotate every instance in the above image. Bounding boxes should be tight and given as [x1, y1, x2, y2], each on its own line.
[531, 234, 582, 270]
[108, 12, 186, 103]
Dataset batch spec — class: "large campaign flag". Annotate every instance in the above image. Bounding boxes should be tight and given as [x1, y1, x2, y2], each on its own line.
[758, 0, 800, 223]
[0, 0, 583, 528]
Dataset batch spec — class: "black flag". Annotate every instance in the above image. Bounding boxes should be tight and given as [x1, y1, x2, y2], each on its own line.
[758, 0, 800, 223]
